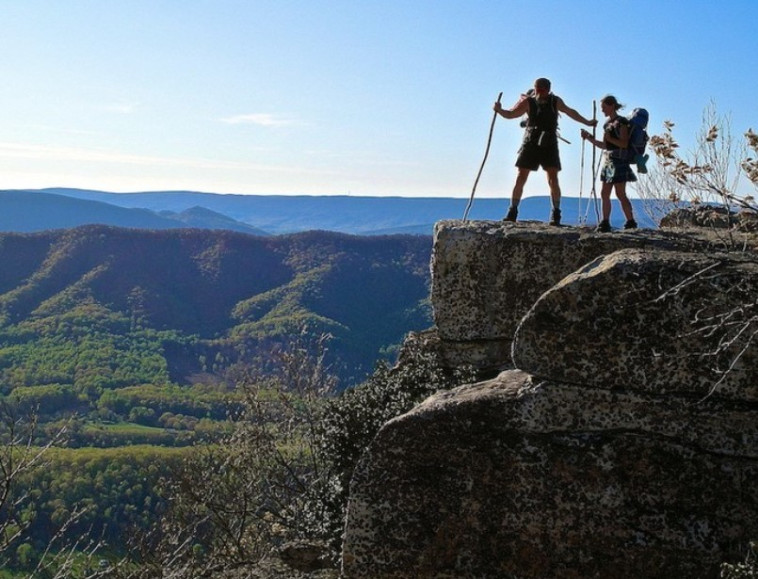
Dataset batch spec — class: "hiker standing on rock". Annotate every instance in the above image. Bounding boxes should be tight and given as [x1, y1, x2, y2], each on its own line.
[580, 94, 638, 232]
[494, 77, 596, 226]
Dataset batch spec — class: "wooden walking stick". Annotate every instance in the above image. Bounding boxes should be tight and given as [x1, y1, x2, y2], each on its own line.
[579, 127, 586, 224]
[463, 92, 502, 221]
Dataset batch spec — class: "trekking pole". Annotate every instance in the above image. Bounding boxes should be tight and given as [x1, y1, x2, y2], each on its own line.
[463, 91, 503, 221]
[578, 131, 585, 224]
[589, 99, 600, 223]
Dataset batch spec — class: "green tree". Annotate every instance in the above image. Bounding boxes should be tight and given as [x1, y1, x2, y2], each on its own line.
[113, 331, 475, 577]
[15, 543, 37, 568]
[0, 401, 104, 578]
[108, 330, 339, 578]
[315, 336, 476, 549]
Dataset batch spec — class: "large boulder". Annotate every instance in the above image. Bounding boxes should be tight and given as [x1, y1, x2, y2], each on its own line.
[430, 220, 724, 373]
[513, 249, 758, 401]
[342, 370, 758, 578]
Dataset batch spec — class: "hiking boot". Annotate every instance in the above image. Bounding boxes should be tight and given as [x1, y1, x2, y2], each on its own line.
[549, 208, 561, 226]
[624, 219, 638, 230]
[596, 220, 611, 233]
[503, 207, 518, 222]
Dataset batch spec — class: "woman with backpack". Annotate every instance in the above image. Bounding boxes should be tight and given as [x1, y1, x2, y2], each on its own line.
[580, 94, 638, 232]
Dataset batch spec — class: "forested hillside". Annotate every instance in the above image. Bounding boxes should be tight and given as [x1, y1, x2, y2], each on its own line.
[0, 225, 436, 574]
[0, 225, 432, 427]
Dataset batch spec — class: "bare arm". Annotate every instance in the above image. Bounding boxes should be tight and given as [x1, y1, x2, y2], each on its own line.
[581, 122, 629, 150]
[581, 129, 606, 149]
[493, 98, 529, 120]
[555, 96, 596, 127]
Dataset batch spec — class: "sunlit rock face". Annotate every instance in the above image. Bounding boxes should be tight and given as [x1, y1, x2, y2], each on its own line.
[513, 248, 758, 401]
[342, 220, 758, 578]
[429, 219, 720, 374]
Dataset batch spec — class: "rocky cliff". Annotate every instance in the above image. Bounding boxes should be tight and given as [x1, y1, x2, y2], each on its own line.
[342, 219, 758, 578]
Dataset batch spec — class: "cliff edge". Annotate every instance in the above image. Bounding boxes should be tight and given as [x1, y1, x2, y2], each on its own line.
[342, 219, 758, 578]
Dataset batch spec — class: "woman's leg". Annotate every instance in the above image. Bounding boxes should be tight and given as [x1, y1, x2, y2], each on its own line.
[614, 182, 635, 221]
[600, 182, 613, 221]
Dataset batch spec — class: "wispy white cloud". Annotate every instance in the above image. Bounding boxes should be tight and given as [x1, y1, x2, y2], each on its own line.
[220, 113, 297, 127]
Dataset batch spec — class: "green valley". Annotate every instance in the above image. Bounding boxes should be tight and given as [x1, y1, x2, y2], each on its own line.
[0, 225, 436, 576]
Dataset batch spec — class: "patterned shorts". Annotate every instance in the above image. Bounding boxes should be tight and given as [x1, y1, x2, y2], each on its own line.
[601, 156, 637, 184]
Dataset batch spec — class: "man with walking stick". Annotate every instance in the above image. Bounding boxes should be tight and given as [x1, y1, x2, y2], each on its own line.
[494, 77, 596, 225]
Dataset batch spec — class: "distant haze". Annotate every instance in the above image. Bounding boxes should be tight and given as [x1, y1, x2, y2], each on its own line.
[1, 188, 659, 236]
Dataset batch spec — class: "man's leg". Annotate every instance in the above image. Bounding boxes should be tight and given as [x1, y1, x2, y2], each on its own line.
[505, 168, 530, 221]
[545, 168, 561, 225]
[545, 168, 561, 208]
[512, 168, 531, 207]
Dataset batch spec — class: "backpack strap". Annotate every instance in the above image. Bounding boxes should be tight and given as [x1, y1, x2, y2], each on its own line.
[526, 94, 558, 130]
[608, 116, 634, 160]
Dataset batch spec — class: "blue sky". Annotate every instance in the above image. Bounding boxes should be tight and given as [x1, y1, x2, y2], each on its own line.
[0, 0, 756, 199]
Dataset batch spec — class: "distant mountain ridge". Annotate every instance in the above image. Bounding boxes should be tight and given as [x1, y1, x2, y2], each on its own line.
[0, 189, 267, 235]
[1, 188, 659, 235]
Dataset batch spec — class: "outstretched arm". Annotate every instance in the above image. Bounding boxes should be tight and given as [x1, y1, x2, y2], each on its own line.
[556, 96, 597, 127]
[494, 98, 529, 120]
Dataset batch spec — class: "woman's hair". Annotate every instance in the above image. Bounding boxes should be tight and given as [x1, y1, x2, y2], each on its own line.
[601, 95, 624, 110]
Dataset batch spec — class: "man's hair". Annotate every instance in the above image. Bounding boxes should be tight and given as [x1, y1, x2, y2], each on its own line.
[534, 77, 551, 92]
